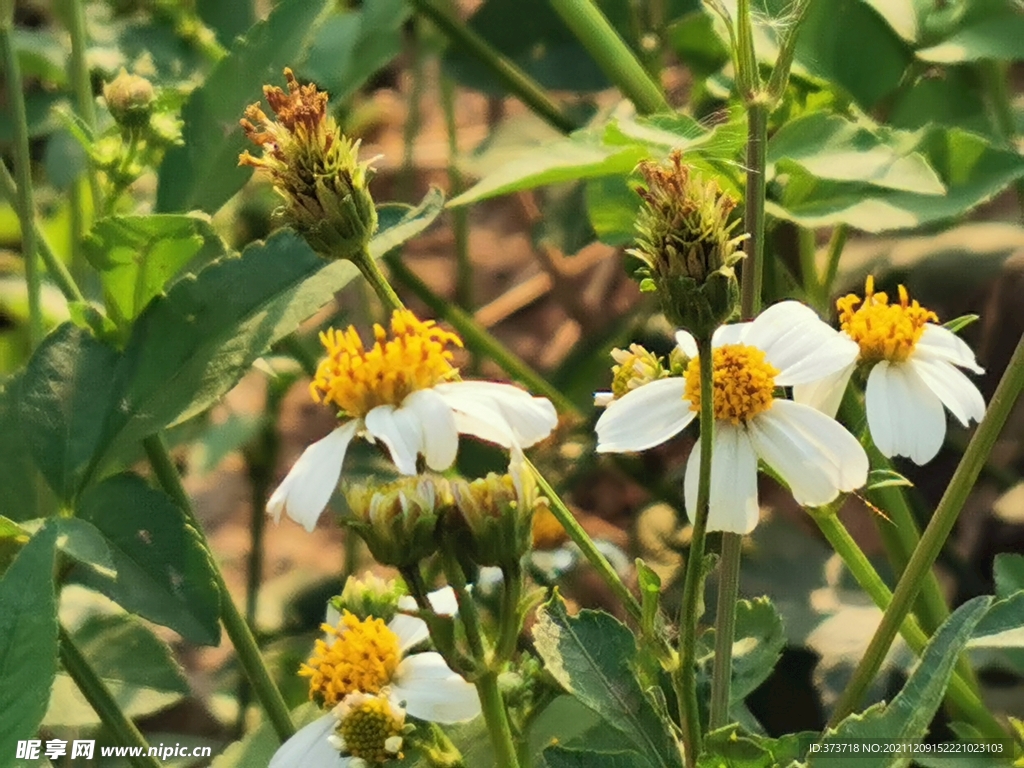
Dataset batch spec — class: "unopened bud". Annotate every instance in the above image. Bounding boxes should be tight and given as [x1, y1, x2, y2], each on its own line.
[103, 69, 155, 130]
[329, 572, 405, 624]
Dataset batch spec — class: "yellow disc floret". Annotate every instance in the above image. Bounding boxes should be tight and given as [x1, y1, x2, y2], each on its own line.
[335, 692, 405, 764]
[311, 309, 463, 417]
[837, 276, 938, 363]
[685, 344, 779, 424]
[300, 611, 400, 707]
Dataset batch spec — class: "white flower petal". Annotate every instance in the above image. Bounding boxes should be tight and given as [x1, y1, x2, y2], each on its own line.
[594, 391, 614, 407]
[748, 400, 868, 507]
[792, 363, 856, 418]
[266, 422, 359, 532]
[683, 423, 760, 534]
[402, 389, 459, 470]
[434, 381, 557, 448]
[909, 356, 985, 428]
[269, 715, 345, 768]
[594, 377, 694, 453]
[916, 324, 984, 374]
[711, 319, 753, 348]
[365, 404, 425, 475]
[675, 330, 699, 358]
[392, 586, 460, 652]
[396, 586, 459, 616]
[866, 361, 946, 465]
[391, 652, 481, 723]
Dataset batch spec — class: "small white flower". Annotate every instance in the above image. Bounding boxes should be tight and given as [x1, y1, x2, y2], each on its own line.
[793, 277, 985, 465]
[595, 301, 868, 534]
[268, 310, 558, 531]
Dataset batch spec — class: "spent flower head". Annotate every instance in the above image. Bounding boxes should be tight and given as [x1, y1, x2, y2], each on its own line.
[630, 151, 746, 337]
[103, 69, 156, 132]
[240, 68, 378, 257]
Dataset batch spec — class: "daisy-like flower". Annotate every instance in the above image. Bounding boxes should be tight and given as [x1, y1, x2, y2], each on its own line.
[270, 587, 480, 767]
[594, 301, 869, 534]
[268, 309, 558, 531]
[794, 276, 985, 465]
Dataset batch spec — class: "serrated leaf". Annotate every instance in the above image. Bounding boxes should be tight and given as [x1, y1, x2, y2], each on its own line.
[0, 525, 59, 760]
[155, 0, 330, 214]
[542, 746, 657, 768]
[83, 214, 226, 326]
[73, 474, 221, 646]
[533, 597, 683, 768]
[699, 597, 786, 705]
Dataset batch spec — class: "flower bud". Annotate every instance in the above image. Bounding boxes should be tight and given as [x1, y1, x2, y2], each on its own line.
[329, 572, 405, 624]
[630, 151, 746, 338]
[343, 475, 451, 568]
[239, 68, 378, 258]
[610, 343, 668, 399]
[103, 69, 155, 131]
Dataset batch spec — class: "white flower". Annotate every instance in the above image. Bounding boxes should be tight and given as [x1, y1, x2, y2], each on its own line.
[793, 277, 985, 465]
[594, 301, 868, 534]
[268, 310, 558, 531]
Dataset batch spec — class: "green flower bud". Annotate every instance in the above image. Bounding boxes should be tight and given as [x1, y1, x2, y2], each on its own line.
[610, 343, 668, 399]
[344, 475, 451, 568]
[103, 69, 155, 131]
[630, 151, 746, 339]
[239, 68, 378, 258]
[329, 572, 406, 624]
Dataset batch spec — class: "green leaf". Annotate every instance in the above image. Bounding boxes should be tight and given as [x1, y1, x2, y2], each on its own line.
[866, 468, 914, 490]
[542, 746, 657, 768]
[994, 553, 1024, 598]
[767, 113, 945, 195]
[0, 375, 41, 521]
[943, 314, 980, 334]
[917, 9, 1024, 63]
[155, 0, 330, 214]
[83, 214, 226, 326]
[16, 324, 120, 502]
[86, 191, 443, 481]
[969, 592, 1024, 649]
[533, 597, 684, 768]
[73, 474, 221, 646]
[300, 0, 411, 102]
[698, 597, 786, 705]
[45, 613, 189, 727]
[888, 66, 992, 135]
[812, 595, 992, 767]
[700, 726, 818, 768]
[858, 0, 920, 43]
[0, 525, 59, 760]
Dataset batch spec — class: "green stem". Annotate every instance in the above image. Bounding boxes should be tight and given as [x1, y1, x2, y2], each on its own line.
[1, 22, 42, 347]
[441, 76, 473, 315]
[384, 253, 579, 415]
[59, 626, 162, 768]
[549, 0, 670, 115]
[821, 224, 848, 301]
[399, 21, 425, 202]
[811, 509, 1005, 738]
[355, 249, 406, 313]
[477, 671, 522, 768]
[67, 0, 104, 210]
[831, 329, 1024, 725]
[676, 338, 715, 768]
[0, 160, 86, 304]
[495, 561, 523, 662]
[142, 434, 295, 741]
[526, 457, 643, 623]
[709, 533, 741, 729]
[740, 101, 768, 317]
[409, 0, 577, 133]
[797, 226, 819, 309]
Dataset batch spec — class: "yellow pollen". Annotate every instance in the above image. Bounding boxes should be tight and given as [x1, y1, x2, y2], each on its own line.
[836, 276, 938, 363]
[684, 344, 779, 424]
[310, 309, 463, 417]
[299, 611, 400, 708]
[337, 696, 404, 764]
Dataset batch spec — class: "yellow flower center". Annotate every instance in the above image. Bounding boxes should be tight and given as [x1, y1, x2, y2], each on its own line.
[837, 276, 938, 363]
[337, 695, 404, 764]
[684, 344, 779, 424]
[300, 611, 400, 707]
[310, 309, 463, 417]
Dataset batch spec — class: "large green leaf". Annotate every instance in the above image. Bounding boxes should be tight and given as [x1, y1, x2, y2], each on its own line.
[699, 726, 817, 768]
[73, 474, 221, 646]
[86, 192, 442, 482]
[16, 325, 120, 502]
[968, 592, 1024, 650]
[542, 747, 656, 768]
[45, 613, 189, 727]
[83, 214, 226, 326]
[699, 597, 786, 705]
[155, 0, 330, 214]
[533, 597, 683, 768]
[811, 596, 992, 767]
[993, 553, 1024, 598]
[0, 525, 59, 762]
[917, 6, 1024, 63]
[0, 375, 41, 521]
[767, 113, 944, 195]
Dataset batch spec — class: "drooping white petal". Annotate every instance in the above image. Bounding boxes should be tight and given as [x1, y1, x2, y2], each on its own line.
[747, 400, 869, 507]
[391, 652, 481, 723]
[909, 356, 985, 428]
[269, 714, 346, 768]
[683, 423, 760, 534]
[866, 361, 946, 465]
[267, 421, 359, 532]
[365, 404, 425, 475]
[401, 389, 459, 470]
[392, 586, 460, 653]
[594, 376, 694, 453]
[675, 330, 699, 358]
[792, 363, 856, 418]
[594, 391, 614, 407]
[434, 381, 558, 448]
[915, 324, 984, 374]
